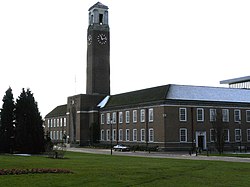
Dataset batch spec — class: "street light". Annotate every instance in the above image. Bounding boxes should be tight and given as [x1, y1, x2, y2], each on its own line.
[110, 118, 113, 155]
[238, 120, 242, 153]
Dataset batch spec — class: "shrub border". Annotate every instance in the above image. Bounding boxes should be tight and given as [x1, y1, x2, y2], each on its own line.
[0, 168, 72, 175]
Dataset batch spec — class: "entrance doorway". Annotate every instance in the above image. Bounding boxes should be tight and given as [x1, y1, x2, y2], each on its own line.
[195, 131, 207, 150]
[198, 136, 204, 150]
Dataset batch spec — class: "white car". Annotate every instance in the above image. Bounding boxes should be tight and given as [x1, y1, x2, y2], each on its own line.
[113, 144, 130, 152]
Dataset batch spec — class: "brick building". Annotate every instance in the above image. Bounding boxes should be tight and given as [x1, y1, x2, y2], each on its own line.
[99, 84, 250, 151]
[45, 2, 250, 151]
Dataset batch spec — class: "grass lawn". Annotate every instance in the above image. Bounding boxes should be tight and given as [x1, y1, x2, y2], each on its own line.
[0, 152, 250, 187]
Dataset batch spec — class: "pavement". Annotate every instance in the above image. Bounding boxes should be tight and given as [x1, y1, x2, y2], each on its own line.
[67, 147, 250, 163]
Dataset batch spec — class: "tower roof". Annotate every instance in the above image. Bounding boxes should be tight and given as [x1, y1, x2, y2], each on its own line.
[89, 2, 108, 11]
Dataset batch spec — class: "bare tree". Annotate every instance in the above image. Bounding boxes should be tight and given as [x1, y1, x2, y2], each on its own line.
[211, 110, 226, 154]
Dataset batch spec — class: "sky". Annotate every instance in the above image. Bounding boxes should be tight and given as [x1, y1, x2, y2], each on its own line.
[0, 0, 250, 117]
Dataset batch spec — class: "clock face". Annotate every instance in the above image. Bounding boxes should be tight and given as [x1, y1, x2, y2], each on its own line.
[87, 35, 92, 45]
[97, 33, 107, 45]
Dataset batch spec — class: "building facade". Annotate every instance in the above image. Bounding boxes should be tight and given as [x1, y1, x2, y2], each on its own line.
[99, 85, 250, 151]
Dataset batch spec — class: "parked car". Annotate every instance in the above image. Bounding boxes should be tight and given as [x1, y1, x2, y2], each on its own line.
[113, 144, 130, 152]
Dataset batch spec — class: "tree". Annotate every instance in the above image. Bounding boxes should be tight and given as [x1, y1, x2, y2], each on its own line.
[211, 110, 226, 154]
[15, 88, 44, 153]
[0, 87, 15, 153]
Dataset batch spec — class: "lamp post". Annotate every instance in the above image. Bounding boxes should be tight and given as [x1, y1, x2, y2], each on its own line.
[110, 118, 113, 155]
[238, 120, 242, 153]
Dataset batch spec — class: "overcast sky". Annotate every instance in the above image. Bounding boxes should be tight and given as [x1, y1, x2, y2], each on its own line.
[1, 0, 250, 117]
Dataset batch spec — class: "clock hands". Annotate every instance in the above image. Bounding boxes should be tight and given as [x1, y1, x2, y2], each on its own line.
[100, 35, 107, 41]
[97, 34, 107, 45]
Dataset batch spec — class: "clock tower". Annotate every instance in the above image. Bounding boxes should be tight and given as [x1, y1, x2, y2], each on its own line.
[86, 2, 110, 95]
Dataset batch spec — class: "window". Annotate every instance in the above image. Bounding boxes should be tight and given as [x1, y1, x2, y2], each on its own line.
[112, 112, 116, 123]
[107, 113, 110, 124]
[54, 119, 56, 127]
[60, 131, 62, 140]
[60, 118, 63, 127]
[106, 129, 110, 141]
[50, 131, 53, 139]
[133, 110, 137, 123]
[149, 128, 154, 142]
[47, 119, 50, 128]
[210, 109, 216, 122]
[99, 13, 103, 24]
[57, 119, 59, 127]
[140, 109, 145, 122]
[101, 114, 105, 124]
[50, 119, 53, 127]
[224, 129, 229, 142]
[180, 128, 187, 142]
[64, 118, 66, 126]
[179, 108, 187, 122]
[222, 109, 229, 122]
[56, 131, 59, 140]
[119, 129, 123, 141]
[197, 108, 204, 122]
[126, 129, 130, 141]
[125, 111, 130, 123]
[119, 112, 123, 124]
[53, 131, 56, 140]
[113, 129, 116, 141]
[149, 108, 154, 122]
[133, 129, 137, 141]
[141, 129, 145, 142]
[246, 110, 250, 122]
[210, 129, 215, 142]
[234, 110, 241, 122]
[247, 129, 250, 142]
[101, 130, 104, 141]
[235, 129, 241, 142]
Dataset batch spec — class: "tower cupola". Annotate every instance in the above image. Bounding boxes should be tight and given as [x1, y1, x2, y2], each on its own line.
[88, 2, 109, 25]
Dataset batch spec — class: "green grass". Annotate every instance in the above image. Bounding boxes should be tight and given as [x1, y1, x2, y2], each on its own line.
[0, 152, 250, 187]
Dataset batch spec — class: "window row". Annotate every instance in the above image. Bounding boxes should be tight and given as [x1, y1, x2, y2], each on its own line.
[101, 108, 154, 125]
[47, 117, 67, 128]
[179, 108, 250, 123]
[100, 128, 154, 142]
[179, 128, 250, 143]
[50, 130, 66, 140]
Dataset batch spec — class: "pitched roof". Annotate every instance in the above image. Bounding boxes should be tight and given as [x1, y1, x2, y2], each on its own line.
[45, 104, 67, 118]
[101, 84, 250, 109]
[104, 85, 170, 108]
[89, 2, 108, 11]
[167, 84, 250, 103]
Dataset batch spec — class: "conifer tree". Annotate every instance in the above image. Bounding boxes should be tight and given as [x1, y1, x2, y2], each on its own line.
[0, 87, 15, 153]
[15, 88, 44, 153]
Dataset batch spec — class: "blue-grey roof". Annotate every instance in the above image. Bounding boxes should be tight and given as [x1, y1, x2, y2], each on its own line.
[167, 84, 250, 103]
[99, 84, 250, 109]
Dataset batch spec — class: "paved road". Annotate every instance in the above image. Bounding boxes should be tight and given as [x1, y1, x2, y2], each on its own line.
[67, 147, 250, 163]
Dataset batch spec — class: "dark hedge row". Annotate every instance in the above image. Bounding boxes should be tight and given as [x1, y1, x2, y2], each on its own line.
[0, 168, 72, 175]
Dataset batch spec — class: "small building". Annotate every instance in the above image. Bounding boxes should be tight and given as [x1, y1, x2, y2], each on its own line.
[45, 104, 67, 143]
[220, 76, 250, 89]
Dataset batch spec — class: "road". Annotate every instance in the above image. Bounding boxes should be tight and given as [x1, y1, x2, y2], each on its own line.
[67, 147, 250, 163]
